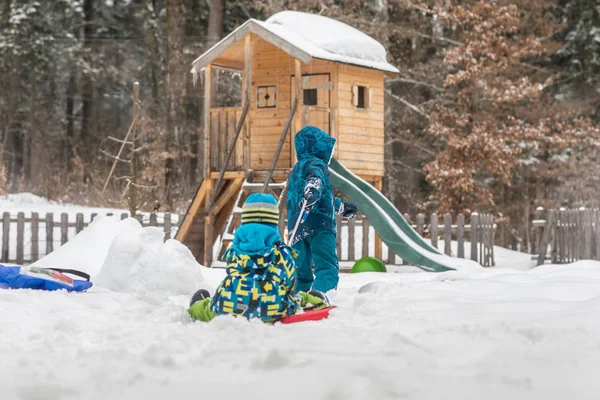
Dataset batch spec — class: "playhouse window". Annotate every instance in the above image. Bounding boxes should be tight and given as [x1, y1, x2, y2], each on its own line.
[257, 85, 277, 108]
[303, 89, 318, 106]
[352, 84, 369, 109]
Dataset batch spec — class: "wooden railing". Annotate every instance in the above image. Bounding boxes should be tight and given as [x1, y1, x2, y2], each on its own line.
[209, 107, 244, 172]
[334, 212, 495, 267]
[1, 211, 182, 265]
[534, 207, 600, 265]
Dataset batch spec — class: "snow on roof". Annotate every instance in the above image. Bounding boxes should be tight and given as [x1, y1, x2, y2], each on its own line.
[259, 11, 399, 73]
[191, 11, 399, 75]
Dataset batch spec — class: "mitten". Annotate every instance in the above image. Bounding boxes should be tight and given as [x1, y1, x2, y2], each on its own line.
[302, 177, 322, 210]
[340, 202, 359, 220]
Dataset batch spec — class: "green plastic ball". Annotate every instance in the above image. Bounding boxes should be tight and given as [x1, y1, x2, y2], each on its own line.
[351, 257, 387, 273]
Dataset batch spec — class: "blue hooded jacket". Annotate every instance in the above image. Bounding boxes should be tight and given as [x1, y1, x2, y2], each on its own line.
[287, 126, 343, 245]
[210, 223, 301, 322]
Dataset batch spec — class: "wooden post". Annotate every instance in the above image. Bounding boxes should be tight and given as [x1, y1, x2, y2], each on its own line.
[129, 81, 140, 216]
[2, 212, 9, 262]
[537, 209, 555, 266]
[373, 177, 383, 260]
[243, 35, 252, 171]
[362, 217, 369, 258]
[46, 213, 54, 254]
[204, 179, 215, 267]
[76, 213, 84, 234]
[470, 213, 479, 262]
[150, 213, 158, 227]
[164, 213, 172, 241]
[584, 208, 592, 259]
[416, 213, 425, 237]
[430, 213, 438, 250]
[61, 213, 68, 245]
[444, 213, 452, 256]
[348, 218, 355, 261]
[534, 206, 544, 254]
[457, 213, 465, 258]
[16, 212, 24, 264]
[596, 209, 600, 261]
[203, 64, 212, 179]
[31, 212, 39, 262]
[293, 59, 303, 164]
[336, 214, 342, 260]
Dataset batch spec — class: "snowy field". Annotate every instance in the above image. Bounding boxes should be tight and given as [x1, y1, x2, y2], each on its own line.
[2, 213, 600, 399]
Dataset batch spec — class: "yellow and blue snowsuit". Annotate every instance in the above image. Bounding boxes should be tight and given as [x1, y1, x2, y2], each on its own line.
[210, 223, 302, 322]
[189, 193, 307, 323]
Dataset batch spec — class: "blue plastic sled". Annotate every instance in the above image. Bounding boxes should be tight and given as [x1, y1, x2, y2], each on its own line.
[0, 264, 93, 292]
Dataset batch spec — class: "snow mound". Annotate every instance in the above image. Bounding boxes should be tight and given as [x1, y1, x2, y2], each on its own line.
[0, 192, 59, 207]
[96, 223, 204, 297]
[263, 11, 398, 73]
[33, 216, 133, 279]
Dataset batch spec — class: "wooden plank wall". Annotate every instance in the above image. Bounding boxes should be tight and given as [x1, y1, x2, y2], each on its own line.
[249, 41, 337, 170]
[336, 65, 385, 176]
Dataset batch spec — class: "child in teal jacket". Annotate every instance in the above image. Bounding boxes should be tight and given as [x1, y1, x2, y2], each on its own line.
[287, 126, 359, 293]
[188, 193, 328, 323]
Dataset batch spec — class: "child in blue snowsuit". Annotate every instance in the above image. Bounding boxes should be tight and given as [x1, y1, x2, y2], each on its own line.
[188, 193, 329, 323]
[287, 126, 359, 293]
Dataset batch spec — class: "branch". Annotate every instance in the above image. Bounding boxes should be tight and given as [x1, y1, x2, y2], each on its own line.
[107, 136, 133, 145]
[385, 159, 426, 175]
[100, 150, 129, 163]
[388, 77, 444, 92]
[386, 90, 429, 118]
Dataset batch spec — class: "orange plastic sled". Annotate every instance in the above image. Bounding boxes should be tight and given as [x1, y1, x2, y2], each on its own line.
[280, 306, 336, 324]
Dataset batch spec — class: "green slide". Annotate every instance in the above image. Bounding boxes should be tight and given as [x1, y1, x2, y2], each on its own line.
[329, 157, 479, 272]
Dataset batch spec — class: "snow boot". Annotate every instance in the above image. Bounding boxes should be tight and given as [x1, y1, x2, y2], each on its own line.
[189, 289, 210, 307]
[307, 289, 330, 307]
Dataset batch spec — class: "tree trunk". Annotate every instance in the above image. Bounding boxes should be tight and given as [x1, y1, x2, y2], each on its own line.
[80, 0, 94, 151]
[207, 0, 224, 47]
[142, 0, 163, 115]
[166, 0, 186, 207]
[65, 67, 76, 167]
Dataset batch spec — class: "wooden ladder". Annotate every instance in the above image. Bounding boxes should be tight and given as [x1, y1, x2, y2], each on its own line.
[211, 171, 288, 268]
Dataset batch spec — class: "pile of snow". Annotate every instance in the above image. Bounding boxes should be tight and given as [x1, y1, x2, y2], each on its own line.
[96, 224, 204, 297]
[261, 11, 399, 73]
[33, 216, 205, 298]
[32, 216, 130, 278]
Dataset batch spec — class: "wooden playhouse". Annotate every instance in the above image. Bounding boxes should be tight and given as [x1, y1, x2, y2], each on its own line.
[175, 11, 399, 267]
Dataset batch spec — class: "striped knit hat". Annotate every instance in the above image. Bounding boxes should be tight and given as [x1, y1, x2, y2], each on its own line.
[241, 193, 279, 226]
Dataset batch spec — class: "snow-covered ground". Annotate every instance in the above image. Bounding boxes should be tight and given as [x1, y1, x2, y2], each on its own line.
[2, 206, 600, 399]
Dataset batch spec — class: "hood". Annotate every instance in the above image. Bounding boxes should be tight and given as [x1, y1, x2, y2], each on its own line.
[231, 223, 281, 258]
[294, 126, 336, 162]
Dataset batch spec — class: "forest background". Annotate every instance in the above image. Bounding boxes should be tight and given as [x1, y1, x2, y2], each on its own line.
[1, 0, 599, 251]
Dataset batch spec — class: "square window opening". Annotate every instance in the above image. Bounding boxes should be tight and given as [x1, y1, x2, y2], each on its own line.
[303, 88, 318, 106]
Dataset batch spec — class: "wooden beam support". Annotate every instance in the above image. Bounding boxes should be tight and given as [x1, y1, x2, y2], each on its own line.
[373, 176, 383, 260]
[203, 179, 214, 266]
[210, 171, 245, 180]
[213, 178, 244, 215]
[175, 180, 209, 242]
[292, 59, 303, 164]
[243, 34, 252, 172]
[203, 65, 212, 179]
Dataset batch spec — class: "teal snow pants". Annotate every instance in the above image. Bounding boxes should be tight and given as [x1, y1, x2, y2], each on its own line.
[292, 230, 339, 293]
